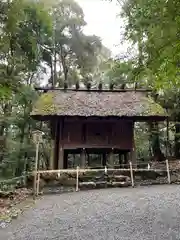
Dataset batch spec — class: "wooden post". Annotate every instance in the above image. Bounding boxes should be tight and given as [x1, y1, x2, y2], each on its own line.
[118, 154, 122, 168]
[109, 149, 114, 168]
[131, 124, 137, 166]
[49, 121, 55, 169]
[166, 118, 169, 158]
[64, 151, 68, 169]
[87, 153, 90, 166]
[124, 153, 128, 167]
[104, 165, 108, 188]
[50, 139, 55, 169]
[104, 166, 107, 174]
[102, 153, 106, 166]
[36, 172, 40, 196]
[129, 161, 134, 187]
[130, 148, 136, 168]
[23, 157, 28, 186]
[80, 149, 86, 168]
[57, 118, 64, 169]
[76, 166, 79, 192]
[58, 147, 64, 169]
[121, 154, 125, 168]
[33, 141, 39, 199]
[166, 159, 171, 184]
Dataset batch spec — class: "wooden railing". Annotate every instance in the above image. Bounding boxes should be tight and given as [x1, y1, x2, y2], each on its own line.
[33, 160, 172, 198]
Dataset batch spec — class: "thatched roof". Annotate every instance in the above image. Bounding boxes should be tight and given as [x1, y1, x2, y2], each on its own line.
[31, 90, 167, 119]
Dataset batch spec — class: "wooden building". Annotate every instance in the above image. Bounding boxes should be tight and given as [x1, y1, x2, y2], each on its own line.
[31, 87, 167, 169]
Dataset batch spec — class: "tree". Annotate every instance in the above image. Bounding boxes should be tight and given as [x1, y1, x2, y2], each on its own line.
[113, 0, 180, 159]
[42, 0, 102, 87]
[0, 0, 52, 176]
[105, 60, 135, 86]
[121, 0, 180, 89]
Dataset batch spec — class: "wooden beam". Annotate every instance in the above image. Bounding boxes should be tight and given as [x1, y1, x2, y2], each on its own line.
[36, 168, 165, 174]
[32, 115, 168, 123]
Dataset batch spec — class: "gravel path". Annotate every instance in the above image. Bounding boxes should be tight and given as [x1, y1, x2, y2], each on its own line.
[1, 185, 180, 240]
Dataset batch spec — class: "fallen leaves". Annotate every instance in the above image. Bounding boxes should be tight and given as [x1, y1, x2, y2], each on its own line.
[0, 188, 32, 228]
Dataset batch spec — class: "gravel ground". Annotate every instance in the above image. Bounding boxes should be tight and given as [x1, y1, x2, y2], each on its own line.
[1, 185, 180, 240]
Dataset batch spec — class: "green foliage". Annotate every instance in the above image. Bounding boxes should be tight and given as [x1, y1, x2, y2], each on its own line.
[121, 0, 180, 89]
[0, 0, 53, 179]
[41, 0, 103, 86]
[106, 60, 134, 84]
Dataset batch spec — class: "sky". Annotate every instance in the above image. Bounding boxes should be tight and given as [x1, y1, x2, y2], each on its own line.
[76, 0, 126, 56]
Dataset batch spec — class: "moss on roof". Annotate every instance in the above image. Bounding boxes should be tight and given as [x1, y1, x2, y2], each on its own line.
[140, 96, 165, 116]
[32, 92, 57, 115]
[31, 90, 167, 118]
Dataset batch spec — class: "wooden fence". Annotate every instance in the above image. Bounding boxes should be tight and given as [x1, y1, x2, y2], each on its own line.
[33, 159, 174, 198]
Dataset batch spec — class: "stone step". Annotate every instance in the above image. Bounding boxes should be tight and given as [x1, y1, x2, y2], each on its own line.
[111, 182, 131, 187]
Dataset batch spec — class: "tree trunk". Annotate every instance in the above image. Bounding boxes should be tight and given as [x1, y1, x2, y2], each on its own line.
[175, 120, 180, 158]
[149, 122, 165, 161]
[15, 126, 25, 176]
[54, 52, 57, 85]
[60, 45, 68, 83]
[49, 55, 54, 86]
[0, 103, 12, 162]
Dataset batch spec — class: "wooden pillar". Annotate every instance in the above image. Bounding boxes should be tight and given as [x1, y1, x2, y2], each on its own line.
[131, 126, 137, 165]
[124, 153, 128, 168]
[109, 149, 114, 167]
[58, 118, 64, 169]
[80, 149, 86, 168]
[54, 120, 60, 169]
[49, 139, 55, 169]
[118, 153, 122, 167]
[58, 147, 64, 169]
[64, 151, 68, 169]
[121, 154, 125, 168]
[130, 148, 136, 165]
[166, 117, 169, 158]
[49, 120, 55, 169]
[87, 153, 90, 166]
[102, 153, 106, 166]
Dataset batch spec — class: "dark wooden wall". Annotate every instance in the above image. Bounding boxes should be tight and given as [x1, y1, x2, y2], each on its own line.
[52, 119, 134, 150]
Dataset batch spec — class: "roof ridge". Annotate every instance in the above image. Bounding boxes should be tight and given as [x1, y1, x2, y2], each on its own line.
[35, 87, 152, 93]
